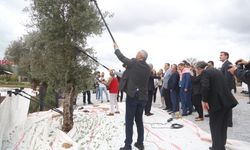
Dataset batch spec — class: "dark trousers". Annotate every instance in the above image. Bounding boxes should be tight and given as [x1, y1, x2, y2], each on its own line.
[39, 98, 44, 111]
[83, 90, 91, 104]
[162, 88, 171, 110]
[39, 95, 45, 111]
[55, 92, 59, 108]
[153, 88, 157, 102]
[125, 96, 146, 147]
[209, 109, 230, 150]
[170, 90, 179, 112]
[227, 109, 233, 126]
[117, 90, 124, 102]
[192, 94, 203, 118]
[248, 84, 250, 99]
[145, 90, 153, 114]
[227, 89, 234, 126]
[158, 86, 163, 96]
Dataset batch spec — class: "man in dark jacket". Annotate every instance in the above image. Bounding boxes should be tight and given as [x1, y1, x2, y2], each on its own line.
[195, 61, 238, 150]
[114, 43, 151, 150]
[145, 64, 160, 116]
[220, 51, 235, 127]
[167, 64, 180, 114]
[191, 71, 203, 121]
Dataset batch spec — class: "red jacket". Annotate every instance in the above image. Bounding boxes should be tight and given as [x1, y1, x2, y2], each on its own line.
[109, 77, 119, 93]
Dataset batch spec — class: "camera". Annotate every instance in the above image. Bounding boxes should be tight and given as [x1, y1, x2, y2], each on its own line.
[235, 59, 250, 84]
[235, 60, 250, 70]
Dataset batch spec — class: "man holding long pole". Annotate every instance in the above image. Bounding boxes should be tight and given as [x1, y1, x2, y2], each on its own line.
[90, 2, 151, 148]
[114, 43, 150, 150]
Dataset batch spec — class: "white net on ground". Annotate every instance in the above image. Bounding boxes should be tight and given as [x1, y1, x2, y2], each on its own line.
[0, 93, 30, 149]
[0, 89, 78, 150]
[1, 89, 250, 150]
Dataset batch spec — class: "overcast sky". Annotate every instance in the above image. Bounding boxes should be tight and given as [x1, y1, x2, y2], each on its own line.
[1, 0, 250, 72]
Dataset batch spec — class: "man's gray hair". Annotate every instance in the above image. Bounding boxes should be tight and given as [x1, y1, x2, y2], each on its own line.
[140, 50, 148, 61]
[195, 61, 208, 69]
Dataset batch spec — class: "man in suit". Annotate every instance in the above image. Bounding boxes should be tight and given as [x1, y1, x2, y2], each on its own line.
[162, 63, 172, 111]
[195, 61, 238, 150]
[220, 51, 235, 127]
[204, 61, 215, 118]
[114, 43, 151, 150]
[168, 64, 180, 114]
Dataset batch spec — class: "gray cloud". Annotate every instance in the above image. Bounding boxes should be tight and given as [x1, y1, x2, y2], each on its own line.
[102, 0, 182, 33]
[1, 0, 250, 66]
[100, 0, 250, 41]
[211, 0, 250, 35]
[0, 0, 28, 58]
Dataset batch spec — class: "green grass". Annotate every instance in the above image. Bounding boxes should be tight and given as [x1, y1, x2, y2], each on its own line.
[0, 81, 31, 88]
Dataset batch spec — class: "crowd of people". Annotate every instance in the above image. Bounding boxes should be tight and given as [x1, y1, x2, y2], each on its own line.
[81, 46, 249, 150]
[111, 47, 248, 150]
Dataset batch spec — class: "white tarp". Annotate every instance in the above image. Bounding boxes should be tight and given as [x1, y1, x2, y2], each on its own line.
[0, 88, 79, 150]
[1, 91, 250, 150]
[0, 94, 30, 149]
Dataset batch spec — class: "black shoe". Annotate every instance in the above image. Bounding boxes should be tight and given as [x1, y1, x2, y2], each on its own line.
[145, 112, 153, 116]
[134, 142, 144, 150]
[148, 112, 153, 116]
[163, 108, 168, 110]
[247, 101, 250, 104]
[120, 146, 132, 150]
[107, 100, 110, 102]
[188, 111, 192, 115]
[204, 114, 209, 117]
[228, 123, 233, 127]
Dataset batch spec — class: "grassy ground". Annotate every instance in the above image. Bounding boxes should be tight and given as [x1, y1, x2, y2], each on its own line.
[0, 82, 31, 88]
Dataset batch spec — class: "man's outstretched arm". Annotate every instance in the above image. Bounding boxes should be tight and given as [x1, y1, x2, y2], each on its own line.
[114, 43, 133, 66]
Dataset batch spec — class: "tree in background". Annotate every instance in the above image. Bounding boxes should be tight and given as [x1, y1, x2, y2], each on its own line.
[5, 0, 104, 132]
[186, 57, 198, 66]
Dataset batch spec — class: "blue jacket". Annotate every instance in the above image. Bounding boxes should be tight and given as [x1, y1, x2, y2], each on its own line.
[179, 72, 192, 90]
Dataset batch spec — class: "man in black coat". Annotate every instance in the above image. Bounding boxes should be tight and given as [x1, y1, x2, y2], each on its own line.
[167, 64, 180, 114]
[114, 43, 151, 150]
[191, 72, 203, 121]
[145, 64, 160, 116]
[220, 51, 235, 127]
[195, 61, 238, 150]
